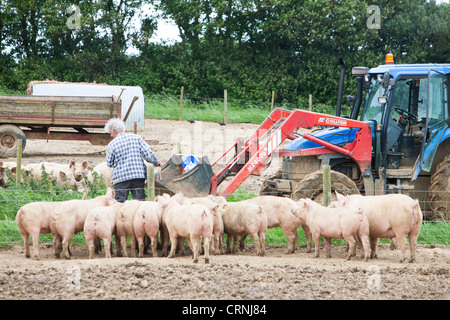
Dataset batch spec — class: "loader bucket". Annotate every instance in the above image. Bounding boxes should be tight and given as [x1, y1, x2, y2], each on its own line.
[155, 154, 214, 197]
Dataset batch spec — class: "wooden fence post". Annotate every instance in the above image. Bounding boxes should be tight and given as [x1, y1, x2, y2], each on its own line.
[16, 140, 22, 185]
[322, 165, 331, 207]
[271, 91, 275, 111]
[178, 86, 184, 121]
[146, 163, 155, 201]
[223, 89, 227, 124]
[309, 94, 312, 112]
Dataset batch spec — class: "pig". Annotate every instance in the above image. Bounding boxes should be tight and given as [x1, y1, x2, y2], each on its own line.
[0, 165, 6, 187]
[15, 194, 87, 260]
[158, 192, 213, 264]
[242, 196, 309, 254]
[133, 200, 164, 258]
[298, 198, 370, 261]
[84, 202, 124, 259]
[186, 196, 224, 255]
[92, 161, 113, 186]
[330, 192, 423, 263]
[216, 196, 267, 256]
[22, 162, 82, 191]
[69, 159, 91, 182]
[116, 200, 143, 257]
[50, 187, 116, 259]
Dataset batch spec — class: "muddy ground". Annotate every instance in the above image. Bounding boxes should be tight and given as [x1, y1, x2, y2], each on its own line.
[1, 119, 449, 301]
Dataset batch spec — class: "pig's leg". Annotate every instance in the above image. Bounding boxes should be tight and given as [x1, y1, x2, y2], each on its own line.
[239, 235, 247, 251]
[136, 235, 144, 258]
[249, 232, 261, 256]
[301, 225, 312, 253]
[396, 235, 408, 263]
[115, 235, 123, 257]
[160, 227, 169, 256]
[284, 229, 297, 254]
[369, 237, 379, 259]
[167, 234, 178, 258]
[62, 235, 73, 260]
[259, 231, 266, 256]
[150, 236, 158, 257]
[225, 234, 232, 253]
[345, 237, 356, 260]
[104, 238, 111, 258]
[360, 235, 370, 262]
[87, 239, 95, 259]
[130, 235, 137, 258]
[53, 234, 62, 258]
[408, 233, 418, 263]
[313, 233, 321, 258]
[232, 235, 239, 253]
[191, 236, 200, 263]
[324, 237, 332, 258]
[120, 236, 128, 257]
[203, 236, 210, 264]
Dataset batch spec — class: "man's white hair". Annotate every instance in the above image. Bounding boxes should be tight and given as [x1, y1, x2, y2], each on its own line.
[104, 118, 126, 133]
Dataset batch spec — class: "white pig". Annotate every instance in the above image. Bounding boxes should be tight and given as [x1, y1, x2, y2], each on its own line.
[298, 198, 370, 261]
[115, 200, 143, 257]
[15, 194, 87, 260]
[242, 196, 309, 254]
[330, 192, 423, 263]
[158, 192, 213, 264]
[216, 196, 267, 256]
[50, 188, 116, 259]
[133, 200, 164, 258]
[84, 202, 124, 259]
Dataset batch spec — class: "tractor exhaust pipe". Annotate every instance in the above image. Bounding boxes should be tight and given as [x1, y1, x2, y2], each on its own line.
[336, 58, 346, 117]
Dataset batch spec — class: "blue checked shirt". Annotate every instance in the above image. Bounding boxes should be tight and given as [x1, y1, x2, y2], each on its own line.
[106, 132, 159, 185]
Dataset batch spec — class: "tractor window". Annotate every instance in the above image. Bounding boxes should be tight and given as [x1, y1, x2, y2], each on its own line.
[360, 78, 386, 123]
[390, 78, 428, 120]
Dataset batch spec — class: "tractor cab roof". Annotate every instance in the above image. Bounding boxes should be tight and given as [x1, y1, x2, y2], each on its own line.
[368, 63, 450, 79]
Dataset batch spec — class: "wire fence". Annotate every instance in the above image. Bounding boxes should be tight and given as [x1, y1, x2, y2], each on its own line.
[0, 185, 448, 248]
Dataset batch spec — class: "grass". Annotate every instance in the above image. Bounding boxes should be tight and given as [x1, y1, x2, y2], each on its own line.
[144, 93, 345, 124]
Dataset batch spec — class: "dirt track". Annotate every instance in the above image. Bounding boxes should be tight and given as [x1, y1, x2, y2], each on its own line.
[1, 119, 449, 300]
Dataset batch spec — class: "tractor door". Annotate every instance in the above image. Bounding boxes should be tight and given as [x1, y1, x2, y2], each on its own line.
[416, 69, 449, 175]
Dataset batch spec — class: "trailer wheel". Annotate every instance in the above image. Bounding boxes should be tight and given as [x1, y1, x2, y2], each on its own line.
[290, 169, 360, 202]
[0, 125, 26, 158]
[428, 154, 450, 220]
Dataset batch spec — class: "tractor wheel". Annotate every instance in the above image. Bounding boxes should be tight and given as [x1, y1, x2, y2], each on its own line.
[290, 169, 360, 203]
[260, 169, 283, 196]
[0, 125, 26, 158]
[428, 154, 450, 220]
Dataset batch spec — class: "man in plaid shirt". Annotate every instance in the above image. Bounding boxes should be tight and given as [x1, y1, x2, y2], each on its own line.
[104, 118, 161, 202]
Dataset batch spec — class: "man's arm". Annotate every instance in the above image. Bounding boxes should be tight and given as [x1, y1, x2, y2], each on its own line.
[139, 138, 161, 166]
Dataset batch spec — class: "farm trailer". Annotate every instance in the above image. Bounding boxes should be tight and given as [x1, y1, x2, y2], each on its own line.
[0, 94, 122, 157]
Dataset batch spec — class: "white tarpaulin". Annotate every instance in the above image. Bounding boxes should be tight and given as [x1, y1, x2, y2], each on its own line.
[27, 81, 145, 131]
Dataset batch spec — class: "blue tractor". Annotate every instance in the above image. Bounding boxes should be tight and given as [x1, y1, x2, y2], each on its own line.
[262, 55, 450, 220]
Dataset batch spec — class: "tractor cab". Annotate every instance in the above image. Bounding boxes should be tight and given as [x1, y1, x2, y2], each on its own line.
[351, 58, 450, 183]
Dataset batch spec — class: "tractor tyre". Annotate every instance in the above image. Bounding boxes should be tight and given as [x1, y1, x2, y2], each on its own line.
[428, 154, 450, 220]
[290, 169, 360, 202]
[0, 124, 26, 158]
[260, 169, 283, 196]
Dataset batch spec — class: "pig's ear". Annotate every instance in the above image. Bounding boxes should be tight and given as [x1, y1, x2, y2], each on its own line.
[174, 192, 184, 205]
[157, 195, 168, 208]
[335, 191, 345, 201]
[59, 171, 68, 182]
[82, 160, 89, 170]
[69, 159, 76, 169]
[105, 187, 113, 197]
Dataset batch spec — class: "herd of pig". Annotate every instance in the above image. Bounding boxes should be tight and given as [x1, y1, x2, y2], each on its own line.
[0, 160, 112, 190]
[14, 178, 423, 263]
